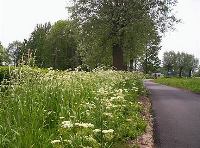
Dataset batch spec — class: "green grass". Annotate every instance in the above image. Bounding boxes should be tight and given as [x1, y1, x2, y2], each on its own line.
[155, 77, 200, 93]
[0, 66, 147, 148]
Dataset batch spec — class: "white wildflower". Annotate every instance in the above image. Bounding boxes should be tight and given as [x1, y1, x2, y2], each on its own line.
[51, 140, 61, 144]
[61, 121, 73, 128]
[86, 102, 95, 109]
[63, 139, 72, 144]
[85, 136, 97, 142]
[138, 102, 143, 105]
[47, 67, 53, 70]
[70, 116, 76, 119]
[124, 89, 128, 93]
[75, 123, 94, 128]
[93, 129, 101, 133]
[97, 87, 108, 95]
[102, 129, 114, 134]
[132, 87, 138, 92]
[110, 97, 117, 101]
[103, 112, 113, 118]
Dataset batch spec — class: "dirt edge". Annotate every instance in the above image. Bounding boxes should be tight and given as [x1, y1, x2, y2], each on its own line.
[135, 96, 154, 148]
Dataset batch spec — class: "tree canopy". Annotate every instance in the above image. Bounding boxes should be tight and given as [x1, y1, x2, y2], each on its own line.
[13, 20, 80, 70]
[163, 51, 199, 77]
[69, 0, 178, 70]
[0, 42, 9, 65]
[7, 41, 23, 65]
[44, 20, 80, 70]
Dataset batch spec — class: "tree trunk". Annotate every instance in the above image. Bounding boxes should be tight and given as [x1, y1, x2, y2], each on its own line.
[53, 48, 58, 69]
[145, 59, 148, 74]
[130, 59, 133, 71]
[134, 59, 137, 71]
[167, 67, 170, 76]
[179, 67, 182, 77]
[145, 51, 148, 74]
[189, 69, 192, 77]
[112, 43, 124, 70]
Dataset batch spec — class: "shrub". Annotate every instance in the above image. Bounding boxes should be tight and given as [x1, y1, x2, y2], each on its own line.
[0, 66, 14, 82]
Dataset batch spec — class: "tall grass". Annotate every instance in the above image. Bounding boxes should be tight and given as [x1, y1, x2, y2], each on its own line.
[0, 66, 146, 147]
[155, 77, 200, 93]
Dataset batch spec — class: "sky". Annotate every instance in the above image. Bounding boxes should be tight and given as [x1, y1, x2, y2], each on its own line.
[0, 0, 70, 45]
[0, 0, 200, 60]
[160, 0, 200, 60]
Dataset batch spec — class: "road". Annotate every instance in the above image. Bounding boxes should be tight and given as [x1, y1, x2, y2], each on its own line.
[144, 80, 200, 148]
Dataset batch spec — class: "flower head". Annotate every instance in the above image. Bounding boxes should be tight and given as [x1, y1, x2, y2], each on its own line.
[61, 121, 73, 128]
[75, 123, 94, 128]
[51, 140, 61, 144]
[93, 129, 101, 133]
[102, 129, 114, 134]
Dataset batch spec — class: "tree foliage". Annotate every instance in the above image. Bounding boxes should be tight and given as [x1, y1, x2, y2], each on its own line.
[163, 51, 199, 77]
[0, 42, 9, 65]
[15, 20, 80, 70]
[69, 0, 178, 70]
[142, 45, 161, 74]
[7, 41, 23, 65]
[136, 32, 161, 74]
[26, 22, 51, 67]
[44, 20, 80, 70]
[163, 51, 176, 73]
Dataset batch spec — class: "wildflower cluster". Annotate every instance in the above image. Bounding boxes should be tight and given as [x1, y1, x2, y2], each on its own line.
[0, 66, 146, 147]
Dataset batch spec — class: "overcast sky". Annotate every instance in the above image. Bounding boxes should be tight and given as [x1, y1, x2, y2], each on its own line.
[160, 0, 200, 60]
[0, 0, 200, 60]
[0, 0, 70, 46]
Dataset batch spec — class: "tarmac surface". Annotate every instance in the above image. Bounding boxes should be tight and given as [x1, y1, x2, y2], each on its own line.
[144, 80, 200, 148]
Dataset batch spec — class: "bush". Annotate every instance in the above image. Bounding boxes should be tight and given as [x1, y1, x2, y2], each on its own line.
[0, 66, 14, 82]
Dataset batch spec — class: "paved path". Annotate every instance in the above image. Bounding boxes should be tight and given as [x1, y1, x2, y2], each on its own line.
[144, 80, 200, 148]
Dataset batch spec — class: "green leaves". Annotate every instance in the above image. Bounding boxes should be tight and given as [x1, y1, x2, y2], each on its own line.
[15, 20, 80, 70]
[44, 20, 80, 70]
[69, 0, 178, 69]
[0, 42, 10, 65]
[163, 51, 199, 77]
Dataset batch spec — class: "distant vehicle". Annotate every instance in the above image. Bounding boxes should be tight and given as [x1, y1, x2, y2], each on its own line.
[151, 73, 163, 78]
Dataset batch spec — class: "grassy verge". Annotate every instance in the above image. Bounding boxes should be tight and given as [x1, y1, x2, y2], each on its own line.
[0, 66, 147, 148]
[155, 77, 200, 93]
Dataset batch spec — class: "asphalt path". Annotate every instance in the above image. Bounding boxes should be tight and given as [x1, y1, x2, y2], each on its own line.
[144, 80, 200, 148]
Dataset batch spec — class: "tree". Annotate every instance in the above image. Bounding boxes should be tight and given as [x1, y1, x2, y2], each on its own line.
[140, 33, 161, 74]
[12, 24, 51, 66]
[174, 52, 199, 77]
[163, 51, 199, 77]
[69, 0, 178, 70]
[142, 46, 161, 74]
[0, 42, 9, 65]
[45, 20, 80, 70]
[175, 52, 186, 77]
[194, 67, 200, 77]
[184, 54, 199, 77]
[7, 41, 23, 65]
[163, 51, 176, 75]
[26, 22, 51, 67]
[16, 21, 80, 69]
